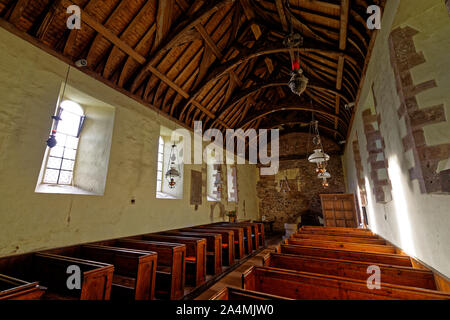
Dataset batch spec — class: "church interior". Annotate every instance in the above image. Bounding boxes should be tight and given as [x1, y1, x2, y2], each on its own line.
[0, 0, 449, 301]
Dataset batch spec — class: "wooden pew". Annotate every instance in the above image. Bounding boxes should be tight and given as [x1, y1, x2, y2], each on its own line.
[184, 228, 235, 266]
[211, 223, 253, 253]
[209, 286, 292, 300]
[292, 233, 387, 245]
[137, 234, 206, 287]
[263, 252, 436, 290]
[34, 253, 114, 300]
[111, 239, 185, 300]
[301, 226, 374, 235]
[285, 238, 396, 254]
[198, 225, 245, 260]
[242, 266, 450, 300]
[297, 228, 381, 239]
[236, 222, 263, 249]
[278, 244, 413, 267]
[159, 231, 222, 275]
[51, 245, 157, 300]
[254, 222, 265, 247]
[0, 274, 46, 300]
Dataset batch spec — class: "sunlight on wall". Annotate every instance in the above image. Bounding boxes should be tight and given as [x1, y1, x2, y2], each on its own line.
[388, 155, 416, 256]
[364, 177, 378, 234]
[355, 185, 364, 226]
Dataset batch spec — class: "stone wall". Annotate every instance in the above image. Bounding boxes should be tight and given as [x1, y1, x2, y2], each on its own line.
[343, 0, 450, 277]
[257, 132, 345, 232]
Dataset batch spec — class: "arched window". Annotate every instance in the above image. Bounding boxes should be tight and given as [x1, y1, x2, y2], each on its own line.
[42, 100, 85, 185]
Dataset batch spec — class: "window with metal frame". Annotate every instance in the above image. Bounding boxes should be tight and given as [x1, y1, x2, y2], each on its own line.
[43, 100, 85, 185]
[156, 136, 164, 193]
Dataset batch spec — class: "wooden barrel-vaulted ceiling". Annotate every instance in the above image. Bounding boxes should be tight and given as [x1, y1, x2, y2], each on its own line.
[0, 0, 385, 144]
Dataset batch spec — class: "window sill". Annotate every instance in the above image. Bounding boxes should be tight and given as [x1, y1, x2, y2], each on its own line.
[35, 184, 101, 196]
[156, 192, 180, 200]
[207, 196, 221, 202]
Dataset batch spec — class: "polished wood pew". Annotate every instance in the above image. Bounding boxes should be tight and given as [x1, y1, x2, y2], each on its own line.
[184, 228, 235, 266]
[32, 253, 114, 300]
[159, 231, 222, 275]
[50, 244, 157, 300]
[232, 222, 260, 249]
[278, 244, 413, 267]
[209, 286, 292, 300]
[301, 226, 374, 235]
[210, 223, 253, 253]
[298, 228, 381, 239]
[136, 234, 206, 287]
[292, 233, 387, 245]
[0, 274, 46, 300]
[235, 222, 264, 249]
[110, 239, 185, 300]
[263, 252, 436, 290]
[198, 225, 245, 260]
[242, 266, 450, 300]
[285, 238, 396, 254]
[254, 222, 265, 247]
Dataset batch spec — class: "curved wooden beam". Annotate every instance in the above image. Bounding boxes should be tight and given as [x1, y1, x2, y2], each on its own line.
[237, 104, 346, 129]
[179, 39, 358, 118]
[130, 0, 235, 93]
[213, 80, 351, 125]
[267, 121, 344, 139]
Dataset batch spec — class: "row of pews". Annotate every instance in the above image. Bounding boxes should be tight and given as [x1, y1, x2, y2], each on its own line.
[210, 226, 450, 300]
[0, 221, 265, 300]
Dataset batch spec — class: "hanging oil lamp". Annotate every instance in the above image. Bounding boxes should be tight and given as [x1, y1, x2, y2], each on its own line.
[165, 143, 181, 189]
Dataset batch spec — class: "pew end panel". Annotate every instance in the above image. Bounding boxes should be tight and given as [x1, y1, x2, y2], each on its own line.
[241, 265, 256, 291]
[33, 253, 114, 300]
[111, 239, 186, 300]
[80, 245, 158, 300]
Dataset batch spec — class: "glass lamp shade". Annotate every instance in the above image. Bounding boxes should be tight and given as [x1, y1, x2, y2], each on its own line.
[165, 166, 180, 189]
[318, 171, 331, 179]
[165, 167, 180, 179]
[308, 149, 330, 163]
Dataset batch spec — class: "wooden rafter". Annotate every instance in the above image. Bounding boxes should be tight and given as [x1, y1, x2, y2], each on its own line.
[0, 0, 386, 143]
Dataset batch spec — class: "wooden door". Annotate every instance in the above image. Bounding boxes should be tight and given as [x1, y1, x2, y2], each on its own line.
[320, 194, 357, 228]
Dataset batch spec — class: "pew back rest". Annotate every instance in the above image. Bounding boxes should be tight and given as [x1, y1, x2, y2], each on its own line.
[185, 228, 234, 243]
[292, 233, 386, 244]
[286, 238, 396, 254]
[243, 266, 450, 300]
[160, 231, 220, 252]
[279, 244, 412, 267]
[140, 235, 205, 258]
[263, 252, 436, 290]
[33, 253, 114, 300]
[0, 274, 45, 300]
[114, 239, 184, 267]
[80, 245, 156, 278]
